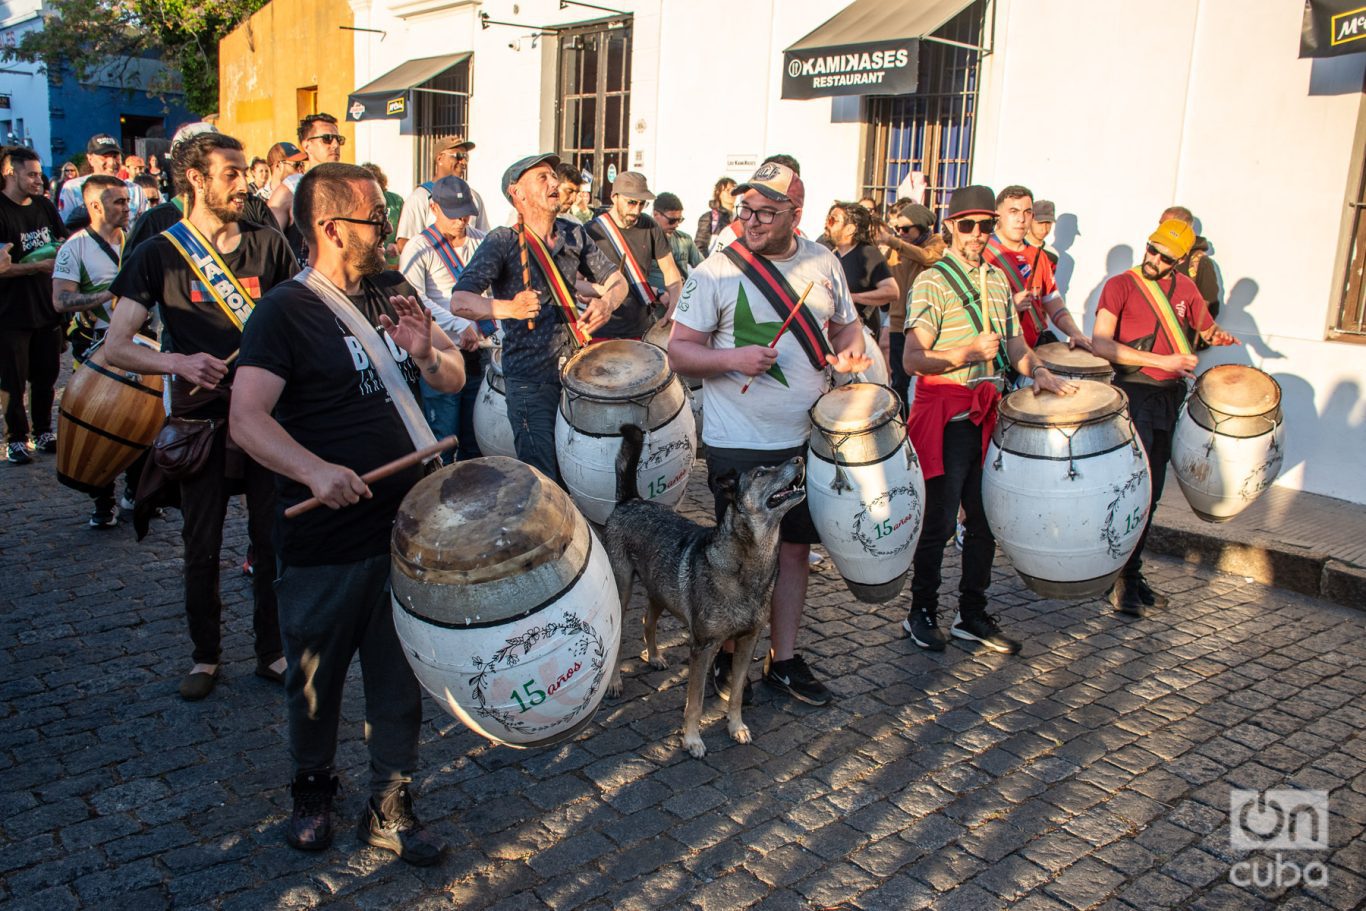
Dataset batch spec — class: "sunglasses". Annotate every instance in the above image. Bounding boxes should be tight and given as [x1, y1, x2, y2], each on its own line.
[307, 133, 346, 146]
[1145, 242, 1178, 266]
[895, 224, 920, 235]
[955, 217, 996, 235]
[656, 213, 683, 225]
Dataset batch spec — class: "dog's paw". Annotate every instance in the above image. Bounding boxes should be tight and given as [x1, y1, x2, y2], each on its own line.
[640, 649, 669, 669]
[729, 722, 752, 745]
[605, 673, 624, 699]
[683, 732, 707, 758]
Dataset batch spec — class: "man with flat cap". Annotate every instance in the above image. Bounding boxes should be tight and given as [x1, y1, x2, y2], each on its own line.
[586, 171, 682, 338]
[449, 153, 628, 482]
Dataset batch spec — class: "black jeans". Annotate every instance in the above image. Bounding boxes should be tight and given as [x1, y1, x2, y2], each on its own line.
[505, 378, 562, 484]
[888, 332, 911, 419]
[1117, 380, 1185, 577]
[0, 326, 61, 445]
[910, 420, 994, 618]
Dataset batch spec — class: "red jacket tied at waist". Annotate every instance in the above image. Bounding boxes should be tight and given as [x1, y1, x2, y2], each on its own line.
[906, 375, 1002, 480]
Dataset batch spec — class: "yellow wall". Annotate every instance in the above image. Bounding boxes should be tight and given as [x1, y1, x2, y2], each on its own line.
[216, 0, 356, 162]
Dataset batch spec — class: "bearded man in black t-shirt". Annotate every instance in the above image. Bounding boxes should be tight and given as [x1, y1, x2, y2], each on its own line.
[585, 170, 682, 338]
[104, 131, 298, 703]
[231, 162, 464, 866]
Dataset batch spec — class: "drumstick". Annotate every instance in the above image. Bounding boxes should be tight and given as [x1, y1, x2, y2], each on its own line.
[740, 281, 815, 395]
[284, 435, 457, 519]
[518, 217, 535, 332]
[188, 350, 238, 396]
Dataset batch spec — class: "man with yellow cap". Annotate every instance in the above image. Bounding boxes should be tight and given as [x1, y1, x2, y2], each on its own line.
[1090, 218, 1238, 616]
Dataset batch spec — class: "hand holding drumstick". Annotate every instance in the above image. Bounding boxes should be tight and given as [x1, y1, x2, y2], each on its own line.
[739, 282, 814, 394]
[187, 350, 238, 396]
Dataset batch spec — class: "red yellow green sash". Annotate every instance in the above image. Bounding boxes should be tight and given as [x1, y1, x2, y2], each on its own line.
[1126, 268, 1192, 355]
[523, 226, 590, 346]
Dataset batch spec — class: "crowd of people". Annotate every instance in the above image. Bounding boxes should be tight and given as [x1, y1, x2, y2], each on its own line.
[0, 112, 1239, 868]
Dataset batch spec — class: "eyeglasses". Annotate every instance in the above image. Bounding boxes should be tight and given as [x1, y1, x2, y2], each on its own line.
[735, 203, 793, 225]
[306, 134, 346, 146]
[320, 215, 391, 232]
[955, 217, 996, 235]
[1145, 242, 1177, 266]
[656, 213, 683, 226]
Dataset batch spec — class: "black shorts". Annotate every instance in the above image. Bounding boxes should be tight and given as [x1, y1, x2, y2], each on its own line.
[705, 445, 820, 546]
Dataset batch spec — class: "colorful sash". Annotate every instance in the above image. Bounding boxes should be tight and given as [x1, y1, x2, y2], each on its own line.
[419, 225, 467, 279]
[522, 226, 590, 346]
[983, 235, 1045, 335]
[931, 257, 1012, 375]
[161, 220, 255, 329]
[721, 242, 833, 372]
[593, 214, 659, 306]
[1126, 268, 1193, 355]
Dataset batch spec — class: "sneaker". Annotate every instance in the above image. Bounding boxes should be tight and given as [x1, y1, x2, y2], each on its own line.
[763, 654, 832, 706]
[710, 653, 753, 705]
[88, 504, 118, 529]
[1109, 579, 1146, 618]
[118, 489, 137, 512]
[901, 605, 948, 651]
[1124, 572, 1168, 609]
[950, 611, 1021, 655]
[33, 431, 57, 453]
[6, 443, 31, 465]
[359, 785, 445, 866]
[288, 772, 339, 852]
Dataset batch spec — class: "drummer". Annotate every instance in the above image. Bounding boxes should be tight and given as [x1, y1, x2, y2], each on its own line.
[901, 185, 1074, 656]
[1090, 218, 1238, 616]
[449, 153, 628, 483]
[585, 171, 682, 337]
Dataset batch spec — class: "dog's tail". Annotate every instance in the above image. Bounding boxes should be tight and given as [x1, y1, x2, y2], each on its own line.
[615, 423, 645, 504]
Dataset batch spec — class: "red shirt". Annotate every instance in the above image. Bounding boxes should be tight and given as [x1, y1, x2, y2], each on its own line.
[986, 238, 1059, 346]
[1098, 269, 1213, 382]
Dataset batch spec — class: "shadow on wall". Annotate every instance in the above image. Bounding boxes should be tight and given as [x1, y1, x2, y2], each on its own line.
[1081, 244, 1133, 333]
[1053, 212, 1079, 298]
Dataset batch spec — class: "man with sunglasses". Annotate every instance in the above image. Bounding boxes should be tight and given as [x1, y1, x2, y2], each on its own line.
[1090, 219, 1238, 617]
[269, 114, 347, 262]
[986, 185, 1088, 351]
[902, 185, 1075, 656]
[587, 171, 682, 337]
[648, 192, 703, 285]
[395, 137, 489, 256]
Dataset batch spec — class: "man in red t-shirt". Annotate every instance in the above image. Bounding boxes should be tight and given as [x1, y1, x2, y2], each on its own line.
[1092, 218, 1238, 616]
[986, 185, 1089, 350]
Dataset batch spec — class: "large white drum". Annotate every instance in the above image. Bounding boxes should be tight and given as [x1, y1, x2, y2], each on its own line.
[832, 325, 890, 388]
[391, 457, 621, 748]
[473, 347, 517, 459]
[1173, 364, 1284, 523]
[983, 382, 1152, 599]
[806, 383, 925, 603]
[644, 320, 703, 438]
[555, 340, 696, 524]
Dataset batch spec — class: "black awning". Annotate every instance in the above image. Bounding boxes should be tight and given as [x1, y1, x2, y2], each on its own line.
[782, 0, 973, 99]
[346, 52, 471, 121]
[1301, 1, 1366, 58]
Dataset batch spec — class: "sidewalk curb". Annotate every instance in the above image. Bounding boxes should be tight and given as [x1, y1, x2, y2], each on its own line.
[1149, 521, 1365, 610]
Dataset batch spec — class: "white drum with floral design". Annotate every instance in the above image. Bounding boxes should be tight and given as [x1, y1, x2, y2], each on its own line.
[473, 347, 517, 459]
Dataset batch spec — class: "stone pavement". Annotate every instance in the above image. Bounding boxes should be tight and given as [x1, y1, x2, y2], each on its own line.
[3, 436, 1366, 910]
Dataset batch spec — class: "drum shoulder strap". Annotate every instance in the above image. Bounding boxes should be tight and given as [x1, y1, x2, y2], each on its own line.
[721, 243, 832, 372]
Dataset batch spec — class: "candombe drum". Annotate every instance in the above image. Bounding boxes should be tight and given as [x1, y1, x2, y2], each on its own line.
[806, 383, 925, 602]
[57, 335, 165, 494]
[644, 319, 703, 436]
[473, 347, 517, 459]
[1033, 342, 1115, 385]
[983, 381, 1151, 599]
[391, 457, 621, 748]
[555, 339, 696, 524]
[1172, 364, 1284, 522]
[832, 324, 890, 388]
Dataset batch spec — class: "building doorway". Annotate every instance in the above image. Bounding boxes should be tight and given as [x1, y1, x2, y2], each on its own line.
[556, 17, 631, 202]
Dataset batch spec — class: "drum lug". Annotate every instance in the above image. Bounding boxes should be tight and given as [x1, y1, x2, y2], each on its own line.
[830, 464, 851, 493]
[992, 451, 1002, 471]
[904, 441, 919, 471]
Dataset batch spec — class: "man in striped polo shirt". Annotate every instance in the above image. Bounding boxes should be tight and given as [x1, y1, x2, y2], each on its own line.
[901, 185, 1075, 655]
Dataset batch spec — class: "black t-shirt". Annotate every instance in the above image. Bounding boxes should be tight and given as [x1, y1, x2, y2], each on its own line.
[0, 193, 67, 329]
[126, 197, 278, 254]
[237, 271, 426, 567]
[585, 214, 670, 338]
[110, 220, 298, 416]
[836, 241, 893, 297]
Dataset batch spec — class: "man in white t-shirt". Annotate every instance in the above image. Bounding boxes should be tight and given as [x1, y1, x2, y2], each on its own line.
[398, 175, 487, 460]
[395, 136, 489, 255]
[58, 134, 148, 225]
[669, 160, 870, 708]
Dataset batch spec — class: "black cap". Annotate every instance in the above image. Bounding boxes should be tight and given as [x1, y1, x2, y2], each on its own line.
[901, 203, 935, 230]
[946, 185, 996, 220]
[86, 134, 122, 157]
[502, 153, 561, 203]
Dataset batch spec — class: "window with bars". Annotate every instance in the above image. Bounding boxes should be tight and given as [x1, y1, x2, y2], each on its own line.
[1333, 148, 1366, 340]
[414, 60, 472, 185]
[557, 18, 631, 202]
[861, 1, 987, 220]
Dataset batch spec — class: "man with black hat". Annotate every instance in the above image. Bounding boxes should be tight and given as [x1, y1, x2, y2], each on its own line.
[1028, 199, 1060, 267]
[1090, 218, 1238, 616]
[879, 200, 944, 414]
[58, 134, 148, 225]
[396, 137, 489, 255]
[901, 184, 1075, 656]
[587, 171, 682, 337]
[449, 153, 628, 481]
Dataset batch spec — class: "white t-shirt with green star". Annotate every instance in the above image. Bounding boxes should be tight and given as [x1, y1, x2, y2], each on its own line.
[673, 236, 858, 449]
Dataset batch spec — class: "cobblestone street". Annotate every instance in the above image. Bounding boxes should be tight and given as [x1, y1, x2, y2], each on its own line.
[2, 437, 1364, 910]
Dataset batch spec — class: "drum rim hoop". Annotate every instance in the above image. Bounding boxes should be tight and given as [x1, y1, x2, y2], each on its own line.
[809, 382, 903, 435]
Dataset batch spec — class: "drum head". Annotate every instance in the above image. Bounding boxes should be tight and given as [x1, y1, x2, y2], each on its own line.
[1035, 342, 1112, 376]
[811, 383, 900, 433]
[1000, 380, 1125, 425]
[1195, 364, 1280, 416]
[562, 340, 670, 401]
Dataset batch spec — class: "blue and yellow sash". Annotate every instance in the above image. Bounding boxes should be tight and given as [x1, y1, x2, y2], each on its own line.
[161, 220, 256, 329]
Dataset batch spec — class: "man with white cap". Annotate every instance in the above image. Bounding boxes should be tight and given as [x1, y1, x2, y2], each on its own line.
[586, 171, 681, 338]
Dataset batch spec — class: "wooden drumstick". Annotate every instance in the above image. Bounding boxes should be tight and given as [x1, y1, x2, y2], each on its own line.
[518, 217, 535, 332]
[284, 435, 457, 519]
[740, 282, 814, 395]
[188, 349, 238, 396]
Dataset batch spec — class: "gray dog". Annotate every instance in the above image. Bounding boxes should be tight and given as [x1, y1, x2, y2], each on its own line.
[603, 424, 806, 757]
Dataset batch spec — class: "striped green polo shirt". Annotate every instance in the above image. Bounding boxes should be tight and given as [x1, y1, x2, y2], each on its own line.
[905, 248, 1018, 384]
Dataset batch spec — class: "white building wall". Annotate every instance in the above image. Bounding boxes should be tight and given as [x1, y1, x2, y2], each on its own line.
[0, 5, 51, 167]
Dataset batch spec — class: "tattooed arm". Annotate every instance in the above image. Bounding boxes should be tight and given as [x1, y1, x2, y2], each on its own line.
[52, 278, 114, 314]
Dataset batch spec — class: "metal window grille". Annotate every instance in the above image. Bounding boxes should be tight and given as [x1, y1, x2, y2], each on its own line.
[1334, 149, 1366, 339]
[414, 60, 472, 185]
[861, 1, 987, 220]
[556, 18, 632, 202]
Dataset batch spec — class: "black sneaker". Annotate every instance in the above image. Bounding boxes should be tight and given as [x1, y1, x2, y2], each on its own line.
[1124, 572, 1168, 609]
[6, 443, 31, 465]
[901, 605, 947, 651]
[1109, 579, 1146, 618]
[288, 772, 339, 852]
[710, 653, 753, 705]
[33, 432, 57, 454]
[950, 612, 1021, 654]
[88, 503, 118, 529]
[763, 654, 832, 706]
[359, 785, 445, 867]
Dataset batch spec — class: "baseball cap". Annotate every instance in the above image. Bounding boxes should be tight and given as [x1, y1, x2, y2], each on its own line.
[170, 121, 218, 152]
[900, 203, 935, 230]
[439, 136, 476, 153]
[1033, 200, 1056, 223]
[501, 152, 561, 202]
[611, 171, 655, 201]
[430, 175, 479, 219]
[268, 142, 308, 166]
[946, 185, 996, 220]
[734, 161, 805, 208]
[87, 134, 122, 157]
[1148, 218, 1196, 259]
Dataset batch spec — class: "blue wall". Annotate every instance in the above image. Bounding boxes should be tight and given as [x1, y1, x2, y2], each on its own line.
[45, 63, 195, 170]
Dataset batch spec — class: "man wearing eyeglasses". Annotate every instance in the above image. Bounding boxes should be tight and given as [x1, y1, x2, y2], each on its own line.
[268, 114, 347, 262]
[902, 185, 1075, 656]
[395, 137, 490, 256]
[647, 192, 703, 289]
[587, 172, 682, 337]
[1090, 219, 1238, 617]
